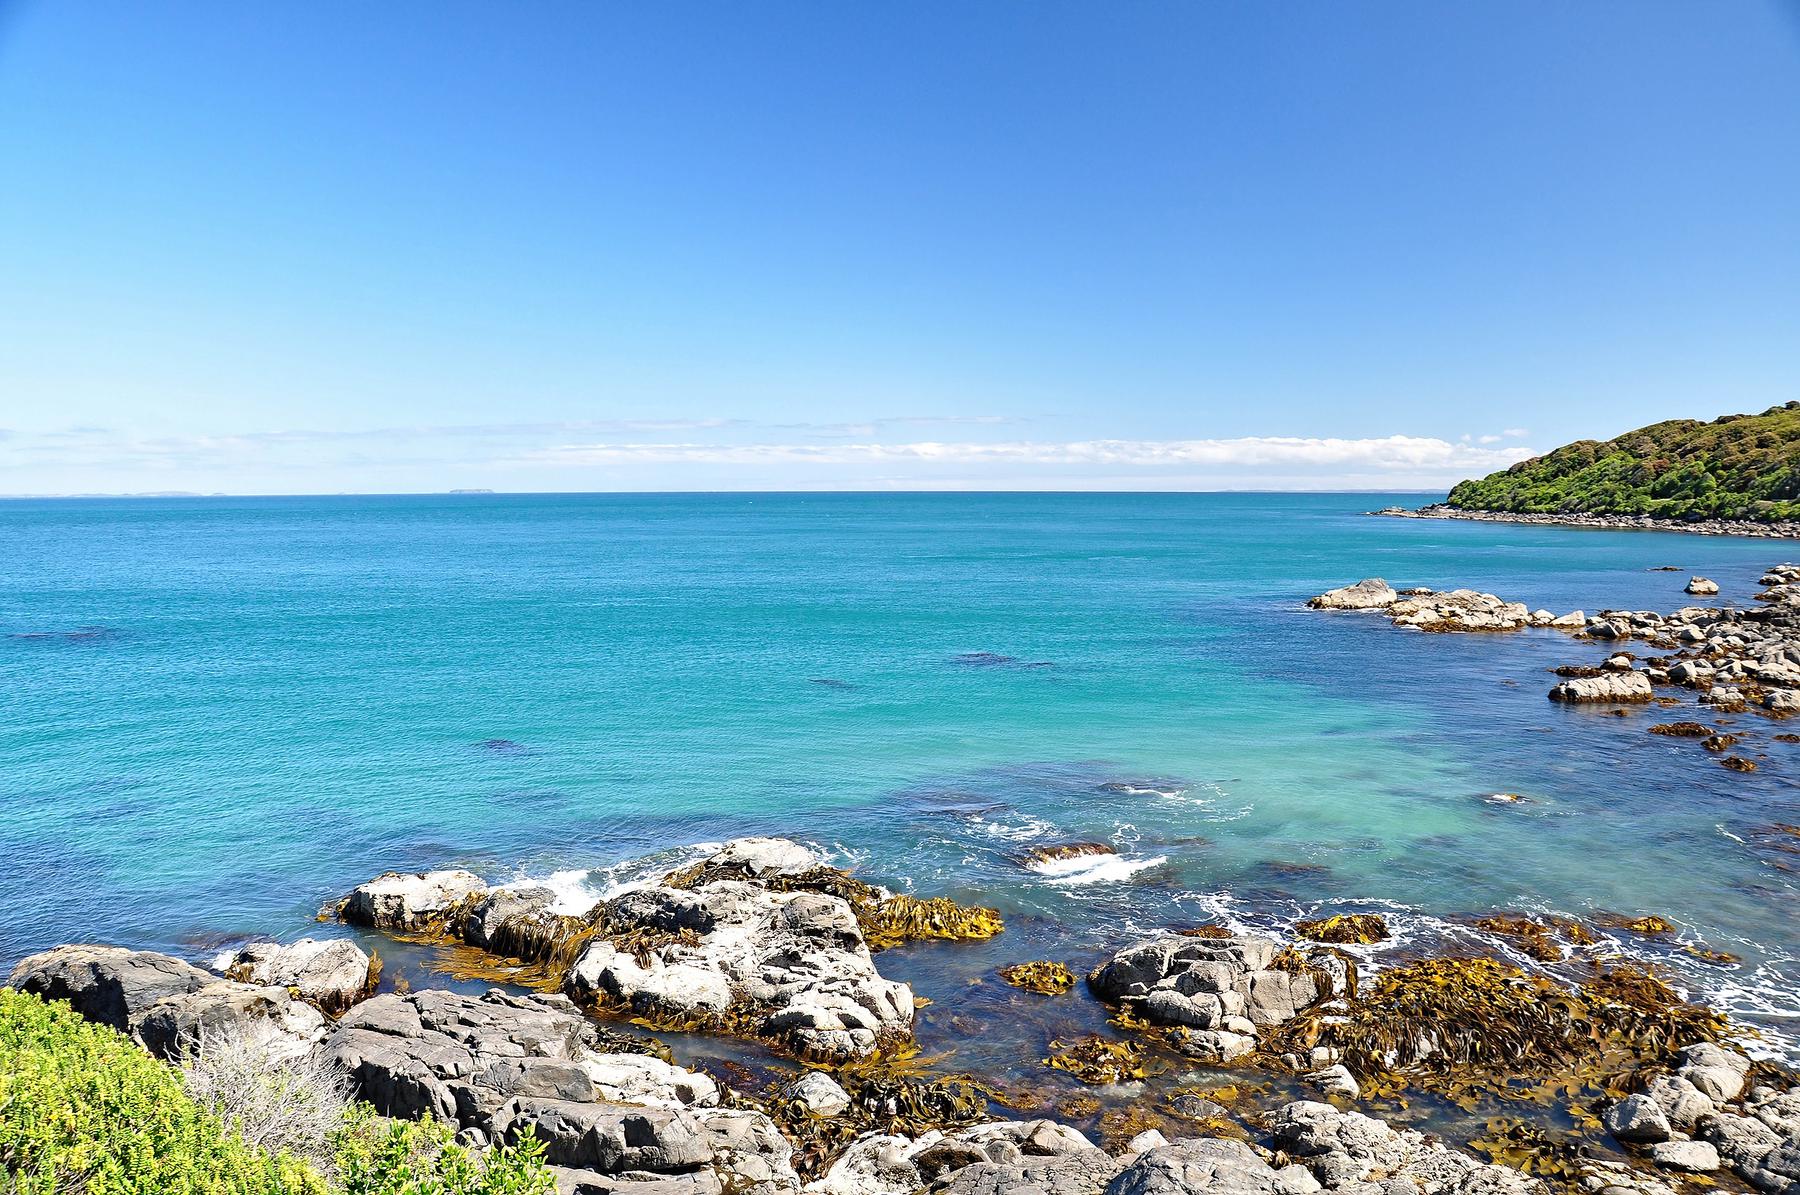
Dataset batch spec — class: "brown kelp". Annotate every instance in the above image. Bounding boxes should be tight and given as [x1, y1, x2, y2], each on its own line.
[998, 961, 1077, 995]
[1294, 913, 1390, 945]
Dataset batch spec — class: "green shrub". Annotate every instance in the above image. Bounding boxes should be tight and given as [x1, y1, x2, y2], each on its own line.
[0, 987, 325, 1195]
[331, 1108, 553, 1195]
[0, 990, 555, 1195]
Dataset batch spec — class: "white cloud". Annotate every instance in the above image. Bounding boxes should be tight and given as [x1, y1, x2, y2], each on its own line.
[515, 435, 1531, 472]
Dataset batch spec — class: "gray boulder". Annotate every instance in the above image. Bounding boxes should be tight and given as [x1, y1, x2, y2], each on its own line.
[1105, 1138, 1293, 1195]
[1088, 936, 1331, 1055]
[1549, 672, 1653, 703]
[1649, 1140, 1720, 1173]
[7, 944, 213, 1030]
[342, 868, 486, 931]
[136, 980, 327, 1061]
[1605, 1094, 1673, 1145]
[1308, 579, 1398, 611]
[211, 936, 373, 1013]
[566, 843, 914, 1063]
[1676, 1042, 1750, 1104]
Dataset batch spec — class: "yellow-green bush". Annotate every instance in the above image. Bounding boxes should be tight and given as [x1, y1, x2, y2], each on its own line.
[0, 987, 324, 1195]
[0, 989, 554, 1195]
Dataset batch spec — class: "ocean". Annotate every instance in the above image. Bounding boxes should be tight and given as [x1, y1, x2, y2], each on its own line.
[3, 491, 1797, 1076]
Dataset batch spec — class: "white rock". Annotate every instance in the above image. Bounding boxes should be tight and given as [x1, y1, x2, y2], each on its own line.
[1308, 579, 1398, 611]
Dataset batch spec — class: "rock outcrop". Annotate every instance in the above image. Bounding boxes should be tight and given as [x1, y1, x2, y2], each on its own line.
[1086, 935, 1345, 1064]
[341, 868, 486, 932]
[565, 869, 915, 1062]
[212, 936, 375, 1014]
[339, 839, 929, 1063]
[323, 986, 798, 1192]
[9, 943, 325, 1061]
[1308, 579, 1398, 611]
[1549, 672, 1654, 703]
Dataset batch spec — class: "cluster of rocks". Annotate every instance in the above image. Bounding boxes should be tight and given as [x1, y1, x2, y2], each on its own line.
[1376, 506, 1800, 540]
[1308, 579, 1580, 634]
[1085, 934, 1351, 1087]
[342, 838, 918, 1063]
[1568, 564, 1800, 719]
[0, 937, 1565, 1195]
[15, 838, 1800, 1195]
[1311, 565, 1800, 722]
[1601, 1042, 1800, 1191]
[805, 1100, 1547, 1195]
[8, 940, 370, 1062]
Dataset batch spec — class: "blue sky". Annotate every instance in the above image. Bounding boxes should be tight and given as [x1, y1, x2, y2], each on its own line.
[2, 2, 1797, 494]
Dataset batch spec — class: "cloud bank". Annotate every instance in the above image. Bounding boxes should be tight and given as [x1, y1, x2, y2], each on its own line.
[0, 421, 1535, 494]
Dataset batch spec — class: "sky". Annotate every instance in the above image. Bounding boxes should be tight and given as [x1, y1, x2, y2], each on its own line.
[1, 2, 1798, 495]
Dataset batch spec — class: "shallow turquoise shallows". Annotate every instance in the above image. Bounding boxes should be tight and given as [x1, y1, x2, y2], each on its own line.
[2, 492, 1797, 1060]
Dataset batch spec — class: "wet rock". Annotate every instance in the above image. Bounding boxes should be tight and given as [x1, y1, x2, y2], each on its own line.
[1605, 1093, 1673, 1144]
[567, 843, 914, 1062]
[1308, 579, 1398, 611]
[1271, 1101, 1540, 1195]
[211, 936, 374, 1014]
[1021, 843, 1117, 871]
[1304, 1064, 1361, 1100]
[1687, 578, 1721, 596]
[1649, 1140, 1720, 1172]
[1088, 935, 1333, 1061]
[1645, 1075, 1714, 1131]
[342, 868, 487, 931]
[1104, 1137, 1289, 1195]
[1169, 1028, 1257, 1063]
[7, 944, 213, 1031]
[461, 886, 561, 950]
[790, 1071, 852, 1117]
[1548, 672, 1653, 703]
[1677, 1042, 1750, 1104]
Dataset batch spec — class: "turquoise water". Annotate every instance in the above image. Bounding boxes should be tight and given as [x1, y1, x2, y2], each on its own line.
[3, 492, 1798, 1062]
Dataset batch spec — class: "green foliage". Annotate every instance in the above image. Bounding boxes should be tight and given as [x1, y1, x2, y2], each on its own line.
[1447, 402, 1800, 520]
[0, 989, 554, 1195]
[332, 1108, 553, 1195]
[0, 987, 325, 1195]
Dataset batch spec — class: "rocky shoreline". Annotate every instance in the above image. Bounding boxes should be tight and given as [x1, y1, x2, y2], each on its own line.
[1310, 564, 1800, 755]
[1374, 504, 1800, 539]
[11, 835, 1800, 1195]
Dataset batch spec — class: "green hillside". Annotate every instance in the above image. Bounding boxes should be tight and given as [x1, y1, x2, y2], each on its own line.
[1445, 403, 1800, 521]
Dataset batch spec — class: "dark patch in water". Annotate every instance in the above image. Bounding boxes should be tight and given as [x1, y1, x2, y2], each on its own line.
[8, 626, 117, 643]
[477, 739, 531, 756]
[177, 929, 268, 954]
[808, 678, 856, 690]
[1256, 860, 1332, 880]
[950, 651, 1053, 669]
[489, 788, 572, 811]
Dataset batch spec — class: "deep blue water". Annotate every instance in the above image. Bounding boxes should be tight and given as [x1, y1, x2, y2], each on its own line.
[3, 492, 1797, 1059]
